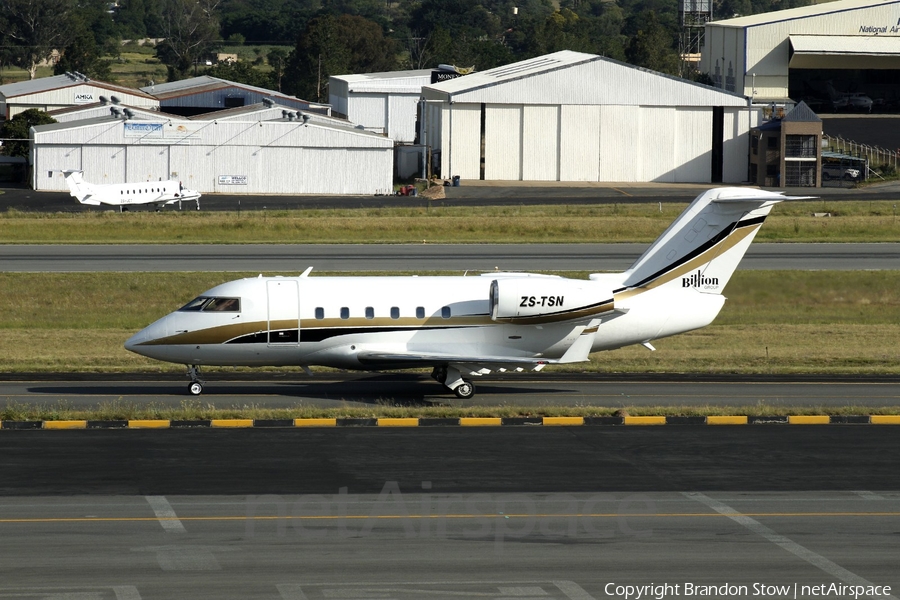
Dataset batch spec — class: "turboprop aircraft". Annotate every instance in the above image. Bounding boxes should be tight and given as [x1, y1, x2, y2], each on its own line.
[125, 187, 801, 398]
[61, 170, 201, 211]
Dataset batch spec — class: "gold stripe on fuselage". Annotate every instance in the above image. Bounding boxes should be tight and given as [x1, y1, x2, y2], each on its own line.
[137, 299, 615, 347]
[615, 223, 760, 301]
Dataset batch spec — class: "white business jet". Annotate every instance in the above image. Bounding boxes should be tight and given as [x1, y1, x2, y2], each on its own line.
[125, 187, 800, 398]
[62, 170, 201, 211]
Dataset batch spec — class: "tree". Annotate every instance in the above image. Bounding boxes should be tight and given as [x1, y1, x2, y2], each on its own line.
[267, 47, 288, 91]
[410, 0, 503, 41]
[0, 109, 57, 158]
[155, 0, 222, 80]
[0, 0, 77, 79]
[624, 10, 680, 75]
[283, 14, 398, 102]
[206, 58, 274, 87]
[219, 0, 315, 44]
[55, 31, 113, 80]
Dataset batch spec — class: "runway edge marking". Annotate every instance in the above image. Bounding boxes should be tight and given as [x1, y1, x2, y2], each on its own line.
[3, 415, 900, 429]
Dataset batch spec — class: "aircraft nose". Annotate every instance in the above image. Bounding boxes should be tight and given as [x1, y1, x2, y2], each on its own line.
[124, 329, 145, 352]
[124, 317, 169, 354]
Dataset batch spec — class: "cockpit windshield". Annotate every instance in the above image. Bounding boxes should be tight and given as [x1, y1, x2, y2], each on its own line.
[178, 296, 241, 312]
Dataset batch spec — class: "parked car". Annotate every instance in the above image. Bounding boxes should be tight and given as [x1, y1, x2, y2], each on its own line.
[822, 164, 861, 181]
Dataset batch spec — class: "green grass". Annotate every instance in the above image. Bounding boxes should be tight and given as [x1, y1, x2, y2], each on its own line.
[0, 271, 898, 375]
[2, 201, 900, 244]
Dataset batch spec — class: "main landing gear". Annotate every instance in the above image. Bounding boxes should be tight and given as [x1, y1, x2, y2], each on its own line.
[431, 365, 476, 399]
[187, 364, 204, 395]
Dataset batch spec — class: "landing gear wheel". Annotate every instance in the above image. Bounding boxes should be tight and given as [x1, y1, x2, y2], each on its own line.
[454, 380, 475, 399]
[186, 364, 204, 396]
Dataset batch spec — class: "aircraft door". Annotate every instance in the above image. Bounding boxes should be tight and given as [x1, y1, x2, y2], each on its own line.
[267, 280, 300, 346]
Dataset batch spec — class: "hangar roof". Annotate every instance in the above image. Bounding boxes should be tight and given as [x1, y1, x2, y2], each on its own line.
[142, 75, 321, 106]
[331, 70, 432, 94]
[707, 0, 899, 28]
[422, 50, 748, 107]
[0, 73, 156, 100]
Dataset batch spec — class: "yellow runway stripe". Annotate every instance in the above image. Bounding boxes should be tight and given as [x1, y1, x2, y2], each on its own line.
[293, 418, 337, 427]
[43, 420, 87, 430]
[460, 417, 502, 426]
[624, 416, 666, 426]
[707, 415, 749, 425]
[377, 418, 420, 427]
[210, 419, 253, 428]
[128, 420, 170, 429]
[788, 415, 830, 425]
[542, 416, 584, 426]
[871, 415, 900, 424]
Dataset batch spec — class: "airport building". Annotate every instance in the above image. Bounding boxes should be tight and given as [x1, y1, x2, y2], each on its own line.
[0, 73, 158, 120]
[329, 70, 432, 143]
[701, 0, 900, 108]
[31, 104, 394, 195]
[141, 76, 329, 117]
[420, 50, 752, 184]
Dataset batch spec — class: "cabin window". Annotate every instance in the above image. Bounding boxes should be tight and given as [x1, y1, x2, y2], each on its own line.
[177, 296, 240, 312]
[441, 306, 451, 318]
[390, 307, 400, 319]
[315, 307, 324, 319]
[365, 307, 374, 319]
[204, 297, 240, 312]
[416, 307, 425, 319]
[340, 307, 349, 319]
[179, 296, 210, 311]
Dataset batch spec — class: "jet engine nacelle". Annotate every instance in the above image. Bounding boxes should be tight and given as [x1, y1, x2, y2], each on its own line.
[489, 277, 614, 323]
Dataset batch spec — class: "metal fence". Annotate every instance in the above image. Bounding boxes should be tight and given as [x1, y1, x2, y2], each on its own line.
[823, 134, 899, 177]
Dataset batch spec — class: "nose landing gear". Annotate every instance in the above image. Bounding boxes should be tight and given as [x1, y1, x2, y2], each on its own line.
[187, 364, 204, 395]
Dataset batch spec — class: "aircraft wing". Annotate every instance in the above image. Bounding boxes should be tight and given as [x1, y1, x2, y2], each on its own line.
[356, 319, 600, 375]
[78, 195, 101, 206]
[157, 189, 201, 207]
[357, 350, 553, 376]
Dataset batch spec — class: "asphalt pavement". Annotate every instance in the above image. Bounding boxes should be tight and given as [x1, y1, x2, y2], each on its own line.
[2, 180, 900, 213]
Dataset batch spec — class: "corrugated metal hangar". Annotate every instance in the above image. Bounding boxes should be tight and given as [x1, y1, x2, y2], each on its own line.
[329, 70, 431, 143]
[0, 73, 158, 120]
[701, 0, 900, 106]
[420, 50, 751, 184]
[31, 104, 394, 195]
[141, 76, 329, 117]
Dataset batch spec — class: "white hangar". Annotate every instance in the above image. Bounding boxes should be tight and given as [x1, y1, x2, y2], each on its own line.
[329, 70, 432, 143]
[31, 104, 394, 195]
[420, 50, 752, 184]
[0, 73, 158, 121]
[701, 0, 900, 104]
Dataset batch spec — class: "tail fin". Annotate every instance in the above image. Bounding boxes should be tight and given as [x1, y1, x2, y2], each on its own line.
[62, 170, 99, 205]
[611, 187, 807, 295]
